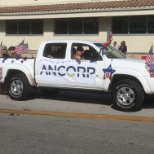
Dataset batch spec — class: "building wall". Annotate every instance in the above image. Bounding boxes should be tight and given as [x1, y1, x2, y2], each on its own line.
[0, 17, 153, 53]
[0, 20, 48, 50]
[0, 18, 108, 50]
[0, 0, 154, 53]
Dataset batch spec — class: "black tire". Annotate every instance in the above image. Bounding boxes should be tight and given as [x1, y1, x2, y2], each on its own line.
[40, 88, 59, 97]
[111, 79, 144, 111]
[7, 73, 32, 100]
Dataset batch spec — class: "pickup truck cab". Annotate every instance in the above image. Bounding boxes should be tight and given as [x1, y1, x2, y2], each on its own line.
[0, 40, 154, 111]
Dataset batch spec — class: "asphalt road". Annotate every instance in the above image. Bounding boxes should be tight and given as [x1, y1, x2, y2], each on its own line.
[0, 89, 154, 117]
[0, 90, 154, 154]
[0, 113, 154, 154]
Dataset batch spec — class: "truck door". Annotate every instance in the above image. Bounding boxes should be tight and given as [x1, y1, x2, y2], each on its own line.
[35, 43, 67, 87]
[66, 43, 105, 90]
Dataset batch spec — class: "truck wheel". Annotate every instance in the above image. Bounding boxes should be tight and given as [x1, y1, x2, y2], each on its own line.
[111, 79, 144, 111]
[40, 88, 59, 97]
[7, 73, 32, 100]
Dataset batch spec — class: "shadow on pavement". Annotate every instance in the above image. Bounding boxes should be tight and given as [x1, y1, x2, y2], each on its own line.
[32, 89, 112, 106]
[30, 88, 154, 110]
[143, 100, 154, 109]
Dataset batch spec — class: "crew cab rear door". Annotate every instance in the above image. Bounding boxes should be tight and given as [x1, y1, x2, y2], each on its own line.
[35, 42, 67, 87]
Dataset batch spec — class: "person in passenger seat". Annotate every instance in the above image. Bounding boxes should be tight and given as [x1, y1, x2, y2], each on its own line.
[74, 46, 84, 60]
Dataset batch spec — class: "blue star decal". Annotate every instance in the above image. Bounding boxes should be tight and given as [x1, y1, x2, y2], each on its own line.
[76, 59, 81, 64]
[150, 64, 154, 71]
[2, 57, 8, 63]
[23, 57, 28, 61]
[103, 64, 116, 79]
[16, 57, 21, 60]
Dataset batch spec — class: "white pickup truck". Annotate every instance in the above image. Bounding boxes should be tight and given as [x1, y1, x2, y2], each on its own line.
[0, 40, 154, 111]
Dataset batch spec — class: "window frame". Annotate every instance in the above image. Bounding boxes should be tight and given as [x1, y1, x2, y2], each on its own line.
[43, 43, 67, 59]
[54, 17, 99, 35]
[6, 19, 43, 35]
[71, 43, 102, 61]
[112, 16, 154, 35]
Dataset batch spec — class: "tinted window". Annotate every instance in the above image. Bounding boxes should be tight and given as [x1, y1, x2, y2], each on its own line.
[6, 20, 17, 34]
[43, 43, 67, 59]
[54, 19, 68, 34]
[31, 20, 43, 34]
[148, 16, 154, 33]
[112, 16, 154, 34]
[69, 18, 82, 34]
[71, 43, 102, 61]
[18, 20, 30, 34]
[6, 20, 43, 35]
[84, 18, 99, 34]
[112, 17, 129, 34]
[130, 16, 147, 34]
[54, 17, 99, 34]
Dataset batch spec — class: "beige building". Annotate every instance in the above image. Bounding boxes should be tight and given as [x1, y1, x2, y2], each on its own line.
[0, 0, 154, 54]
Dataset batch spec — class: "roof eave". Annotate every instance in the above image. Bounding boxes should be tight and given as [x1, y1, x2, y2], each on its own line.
[0, 7, 154, 17]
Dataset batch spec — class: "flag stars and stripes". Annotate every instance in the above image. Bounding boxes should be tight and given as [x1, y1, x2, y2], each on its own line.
[146, 45, 153, 66]
[15, 40, 29, 54]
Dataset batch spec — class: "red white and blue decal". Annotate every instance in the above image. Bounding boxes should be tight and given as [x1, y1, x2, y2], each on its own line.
[103, 64, 116, 80]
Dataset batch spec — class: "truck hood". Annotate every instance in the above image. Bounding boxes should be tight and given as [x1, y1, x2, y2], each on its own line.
[111, 58, 146, 69]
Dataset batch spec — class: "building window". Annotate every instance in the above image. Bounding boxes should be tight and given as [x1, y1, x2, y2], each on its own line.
[112, 16, 154, 34]
[18, 20, 30, 34]
[54, 19, 68, 34]
[129, 16, 146, 34]
[6, 20, 17, 34]
[148, 16, 154, 33]
[112, 17, 129, 34]
[69, 18, 83, 34]
[31, 20, 43, 34]
[84, 18, 99, 34]
[54, 17, 99, 34]
[6, 19, 43, 35]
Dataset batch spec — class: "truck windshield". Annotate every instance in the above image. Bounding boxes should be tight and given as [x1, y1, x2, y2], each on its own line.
[94, 43, 126, 59]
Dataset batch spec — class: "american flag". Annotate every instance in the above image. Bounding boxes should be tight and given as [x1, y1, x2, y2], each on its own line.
[103, 34, 113, 47]
[18, 40, 24, 46]
[15, 40, 29, 54]
[146, 45, 153, 66]
[109, 34, 113, 42]
[23, 43, 29, 52]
